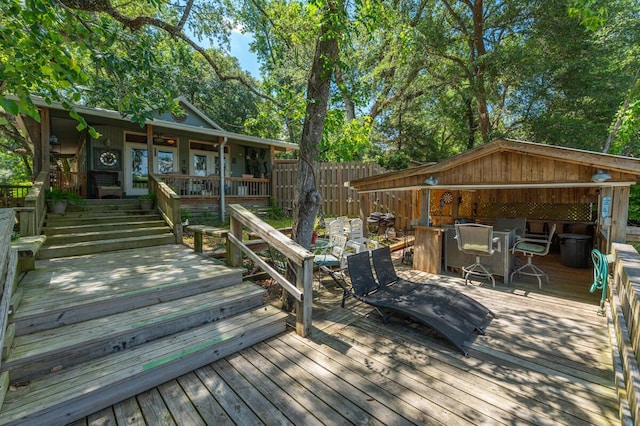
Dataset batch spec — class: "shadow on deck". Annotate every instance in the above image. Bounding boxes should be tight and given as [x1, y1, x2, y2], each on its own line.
[73, 248, 617, 425]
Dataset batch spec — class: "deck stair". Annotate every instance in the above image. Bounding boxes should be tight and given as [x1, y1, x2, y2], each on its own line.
[0, 245, 288, 425]
[38, 199, 175, 259]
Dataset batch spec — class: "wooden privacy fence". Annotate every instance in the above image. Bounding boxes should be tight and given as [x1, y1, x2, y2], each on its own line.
[272, 160, 413, 230]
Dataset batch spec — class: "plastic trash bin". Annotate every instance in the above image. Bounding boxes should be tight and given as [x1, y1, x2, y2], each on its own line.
[559, 233, 592, 268]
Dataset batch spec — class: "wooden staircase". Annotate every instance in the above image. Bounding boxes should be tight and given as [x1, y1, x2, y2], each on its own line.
[38, 199, 176, 259]
[0, 229, 288, 424]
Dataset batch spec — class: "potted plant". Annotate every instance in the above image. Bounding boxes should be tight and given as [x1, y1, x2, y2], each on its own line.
[46, 188, 85, 214]
[138, 191, 156, 211]
[180, 208, 191, 226]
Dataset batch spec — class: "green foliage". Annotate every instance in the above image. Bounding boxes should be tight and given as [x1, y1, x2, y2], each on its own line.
[45, 188, 85, 207]
[180, 208, 192, 221]
[266, 196, 287, 220]
[138, 191, 157, 201]
[320, 112, 372, 161]
[0, 146, 31, 184]
[374, 150, 410, 171]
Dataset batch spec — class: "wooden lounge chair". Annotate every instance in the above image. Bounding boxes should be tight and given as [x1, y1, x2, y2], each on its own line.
[324, 249, 495, 356]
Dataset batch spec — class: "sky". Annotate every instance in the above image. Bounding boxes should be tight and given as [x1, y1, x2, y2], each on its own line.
[229, 30, 260, 79]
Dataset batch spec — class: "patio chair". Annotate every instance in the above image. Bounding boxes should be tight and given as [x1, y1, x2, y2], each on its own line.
[314, 234, 349, 285]
[455, 224, 500, 287]
[370, 246, 495, 328]
[327, 219, 346, 239]
[346, 218, 379, 253]
[323, 250, 494, 356]
[91, 170, 122, 199]
[510, 224, 557, 289]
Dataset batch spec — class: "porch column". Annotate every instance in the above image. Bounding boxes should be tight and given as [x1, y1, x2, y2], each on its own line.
[40, 107, 51, 174]
[146, 124, 154, 183]
[219, 136, 228, 221]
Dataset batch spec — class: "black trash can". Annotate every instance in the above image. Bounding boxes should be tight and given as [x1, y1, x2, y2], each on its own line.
[559, 234, 592, 268]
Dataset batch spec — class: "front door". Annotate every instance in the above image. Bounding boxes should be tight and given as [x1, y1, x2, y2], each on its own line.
[124, 142, 149, 196]
[124, 143, 179, 196]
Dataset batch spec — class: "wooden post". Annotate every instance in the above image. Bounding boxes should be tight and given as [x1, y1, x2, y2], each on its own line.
[419, 189, 430, 226]
[40, 107, 51, 174]
[296, 258, 313, 337]
[146, 124, 154, 184]
[611, 186, 631, 245]
[227, 214, 243, 267]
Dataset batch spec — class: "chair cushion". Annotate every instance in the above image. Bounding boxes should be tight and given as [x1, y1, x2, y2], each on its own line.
[462, 243, 488, 252]
[100, 185, 121, 190]
[515, 242, 546, 254]
[314, 254, 340, 266]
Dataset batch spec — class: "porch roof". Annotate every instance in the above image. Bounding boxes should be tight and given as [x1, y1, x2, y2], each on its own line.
[27, 96, 299, 152]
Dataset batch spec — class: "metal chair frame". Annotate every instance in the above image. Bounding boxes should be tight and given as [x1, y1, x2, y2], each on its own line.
[455, 224, 500, 287]
[510, 224, 557, 289]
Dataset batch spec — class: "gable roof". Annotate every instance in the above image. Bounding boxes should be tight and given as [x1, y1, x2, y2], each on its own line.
[349, 138, 640, 191]
[146, 96, 224, 130]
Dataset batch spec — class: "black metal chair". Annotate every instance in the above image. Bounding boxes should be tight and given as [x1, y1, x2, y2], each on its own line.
[323, 249, 495, 356]
[510, 224, 556, 289]
[454, 224, 500, 287]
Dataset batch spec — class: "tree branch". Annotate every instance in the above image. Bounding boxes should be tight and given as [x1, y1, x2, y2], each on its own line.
[58, 0, 278, 104]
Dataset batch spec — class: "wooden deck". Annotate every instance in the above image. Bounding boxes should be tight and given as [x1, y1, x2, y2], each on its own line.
[71, 251, 617, 425]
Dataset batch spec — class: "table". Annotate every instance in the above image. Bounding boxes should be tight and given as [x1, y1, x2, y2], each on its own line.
[311, 238, 331, 254]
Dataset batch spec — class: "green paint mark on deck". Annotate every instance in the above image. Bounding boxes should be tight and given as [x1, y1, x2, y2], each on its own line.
[142, 333, 233, 370]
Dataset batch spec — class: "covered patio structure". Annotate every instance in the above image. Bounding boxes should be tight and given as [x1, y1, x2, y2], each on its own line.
[348, 139, 640, 286]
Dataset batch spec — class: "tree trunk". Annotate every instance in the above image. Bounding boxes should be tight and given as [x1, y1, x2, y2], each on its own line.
[470, 0, 491, 141]
[284, 0, 343, 311]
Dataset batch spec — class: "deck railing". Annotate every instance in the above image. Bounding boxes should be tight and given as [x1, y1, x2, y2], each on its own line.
[0, 184, 32, 208]
[227, 204, 314, 337]
[20, 171, 48, 236]
[160, 174, 270, 199]
[49, 170, 86, 197]
[609, 242, 640, 424]
[149, 174, 182, 243]
[0, 209, 17, 370]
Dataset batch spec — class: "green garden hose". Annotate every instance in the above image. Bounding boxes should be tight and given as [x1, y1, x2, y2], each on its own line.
[590, 249, 608, 316]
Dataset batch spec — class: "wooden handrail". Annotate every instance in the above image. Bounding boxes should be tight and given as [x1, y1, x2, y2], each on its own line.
[227, 204, 314, 337]
[149, 174, 182, 243]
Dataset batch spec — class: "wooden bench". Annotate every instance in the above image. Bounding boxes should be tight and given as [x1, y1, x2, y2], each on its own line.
[185, 225, 229, 253]
[11, 235, 46, 272]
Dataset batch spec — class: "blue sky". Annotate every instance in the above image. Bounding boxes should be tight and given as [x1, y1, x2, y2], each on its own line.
[229, 30, 260, 78]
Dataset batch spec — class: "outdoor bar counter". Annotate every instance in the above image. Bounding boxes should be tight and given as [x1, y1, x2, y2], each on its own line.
[412, 224, 517, 283]
[412, 226, 446, 274]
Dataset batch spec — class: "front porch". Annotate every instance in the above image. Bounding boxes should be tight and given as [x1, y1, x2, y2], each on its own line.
[73, 252, 617, 425]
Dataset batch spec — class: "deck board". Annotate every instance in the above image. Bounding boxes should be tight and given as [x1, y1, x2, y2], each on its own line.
[74, 249, 619, 425]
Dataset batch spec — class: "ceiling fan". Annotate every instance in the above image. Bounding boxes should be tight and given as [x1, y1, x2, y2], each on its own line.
[153, 134, 177, 145]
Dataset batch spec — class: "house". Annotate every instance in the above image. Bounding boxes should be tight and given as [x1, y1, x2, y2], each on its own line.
[19, 96, 298, 218]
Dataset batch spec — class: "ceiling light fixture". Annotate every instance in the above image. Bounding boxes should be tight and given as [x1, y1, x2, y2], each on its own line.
[591, 169, 612, 182]
[424, 176, 439, 186]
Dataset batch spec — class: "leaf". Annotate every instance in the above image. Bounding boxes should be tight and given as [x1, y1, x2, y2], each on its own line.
[0, 99, 19, 115]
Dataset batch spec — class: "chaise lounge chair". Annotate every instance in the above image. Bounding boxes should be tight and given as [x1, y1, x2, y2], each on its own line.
[325, 247, 495, 356]
[371, 246, 495, 331]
